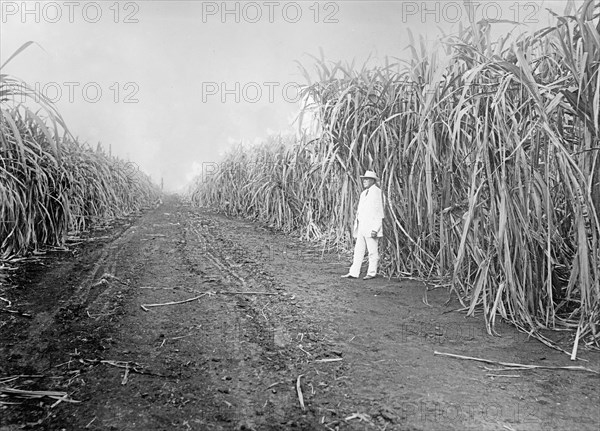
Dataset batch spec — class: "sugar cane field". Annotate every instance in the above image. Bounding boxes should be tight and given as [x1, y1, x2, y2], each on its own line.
[1, 1, 599, 430]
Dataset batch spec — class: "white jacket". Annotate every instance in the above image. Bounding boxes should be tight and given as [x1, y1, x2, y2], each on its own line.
[353, 184, 384, 238]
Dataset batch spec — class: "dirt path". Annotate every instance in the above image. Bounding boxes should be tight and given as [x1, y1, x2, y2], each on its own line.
[1, 196, 599, 430]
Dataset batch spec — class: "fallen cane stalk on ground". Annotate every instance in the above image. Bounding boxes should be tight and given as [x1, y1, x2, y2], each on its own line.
[434, 351, 600, 374]
[121, 364, 129, 385]
[140, 290, 279, 311]
[0, 375, 44, 385]
[296, 375, 305, 411]
[0, 387, 80, 404]
[140, 292, 209, 311]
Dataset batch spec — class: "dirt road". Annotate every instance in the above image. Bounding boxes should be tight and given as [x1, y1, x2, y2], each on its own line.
[1, 196, 599, 430]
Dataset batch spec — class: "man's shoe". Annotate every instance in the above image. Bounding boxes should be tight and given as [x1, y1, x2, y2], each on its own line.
[363, 274, 376, 280]
[341, 274, 357, 279]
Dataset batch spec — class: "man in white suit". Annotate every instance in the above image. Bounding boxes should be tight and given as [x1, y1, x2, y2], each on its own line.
[341, 170, 384, 280]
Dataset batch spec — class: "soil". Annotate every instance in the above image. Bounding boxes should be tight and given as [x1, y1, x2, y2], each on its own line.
[1, 195, 599, 431]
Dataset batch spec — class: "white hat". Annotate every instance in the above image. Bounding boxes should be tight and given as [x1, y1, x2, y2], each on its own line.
[360, 170, 378, 181]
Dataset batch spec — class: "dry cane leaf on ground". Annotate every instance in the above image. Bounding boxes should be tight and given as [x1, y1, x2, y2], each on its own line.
[0, 387, 80, 404]
[139, 290, 276, 312]
[296, 375, 305, 411]
[73, 358, 169, 378]
[0, 375, 44, 385]
[344, 412, 374, 424]
[140, 292, 209, 311]
[0, 307, 32, 317]
[434, 351, 600, 374]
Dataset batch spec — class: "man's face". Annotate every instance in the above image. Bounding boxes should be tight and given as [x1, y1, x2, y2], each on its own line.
[362, 178, 375, 188]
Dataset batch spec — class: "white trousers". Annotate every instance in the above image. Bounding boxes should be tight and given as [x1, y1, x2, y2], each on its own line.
[349, 233, 379, 277]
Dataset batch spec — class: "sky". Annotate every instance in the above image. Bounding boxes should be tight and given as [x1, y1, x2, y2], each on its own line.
[0, 0, 577, 191]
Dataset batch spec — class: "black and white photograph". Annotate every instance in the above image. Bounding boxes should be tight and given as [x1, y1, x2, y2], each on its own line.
[1, 0, 599, 429]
